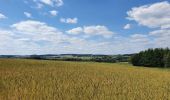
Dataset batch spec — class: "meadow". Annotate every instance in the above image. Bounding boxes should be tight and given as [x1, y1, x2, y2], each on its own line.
[1, 59, 170, 100]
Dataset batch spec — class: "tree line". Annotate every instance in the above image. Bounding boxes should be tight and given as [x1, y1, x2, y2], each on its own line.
[130, 48, 170, 68]
[27, 54, 131, 63]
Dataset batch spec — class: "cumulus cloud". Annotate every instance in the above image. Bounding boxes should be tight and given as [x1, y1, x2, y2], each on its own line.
[0, 20, 131, 55]
[0, 26, 161, 55]
[127, 1, 170, 49]
[9, 20, 100, 50]
[60, 18, 78, 24]
[130, 34, 150, 43]
[39, 0, 63, 7]
[149, 29, 170, 37]
[11, 20, 57, 34]
[40, 0, 52, 6]
[151, 30, 170, 48]
[0, 30, 14, 40]
[130, 34, 147, 38]
[123, 24, 131, 29]
[0, 13, 7, 19]
[32, 0, 63, 8]
[24, 12, 32, 18]
[66, 27, 83, 35]
[0, 25, 93, 55]
[10, 20, 67, 43]
[67, 25, 115, 38]
[49, 10, 58, 16]
[127, 1, 170, 28]
[161, 24, 170, 29]
[83, 25, 114, 38]
[0, 29, 35, 54]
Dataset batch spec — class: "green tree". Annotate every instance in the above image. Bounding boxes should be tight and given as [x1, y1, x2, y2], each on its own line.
[164, 52, 170, 68]
[130, 48, 170, 68]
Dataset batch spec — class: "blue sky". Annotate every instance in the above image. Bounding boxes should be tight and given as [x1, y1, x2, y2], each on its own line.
[0, 0, 170, 55]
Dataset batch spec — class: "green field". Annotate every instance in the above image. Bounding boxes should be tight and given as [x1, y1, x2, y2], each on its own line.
[1, 59, 170, 100]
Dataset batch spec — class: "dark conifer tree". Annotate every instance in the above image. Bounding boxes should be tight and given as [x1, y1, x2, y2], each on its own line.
[130, 48, 170, 68]
[164, 52, 170, 68]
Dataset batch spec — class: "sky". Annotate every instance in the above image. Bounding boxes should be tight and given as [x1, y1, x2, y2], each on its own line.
[0, 0, 170, 55]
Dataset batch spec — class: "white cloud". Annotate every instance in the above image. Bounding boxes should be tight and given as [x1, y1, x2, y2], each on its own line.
[149, 29, 170, 37]
[130, 34, 149, 43]
[0, 29, 34, 54]
[0, 30, 14, 39]
[40, 0, 52, 6]
[0, 20, 119, 54]
[49, 10, 58, 16]
[130, 34, 147, 38]
[123, 24, 131, 29]
[149, 28, 170, 49]
[0, 13, 7, 19]
[67, 25, 115, 38]
[60, 17, 78, 24]
[66, 27, 83, 35]
[32, 0, 63, 9]
[11, 20, 57, 34]
[161, 24, 170, 29]
[67, 18, 78, 24]
[24, 12, 32, 18]
[83, 25, 114, 38]
[39, 0, 63, 7]
[9, 20, 93, 51]
[127, 1, 170, 28]
[0, 26, 153, 55]
[0, 25, 166, 55]
[10, 20, 67, 43]
[149, 28, 170, 48]
[127, 1, 170, 49]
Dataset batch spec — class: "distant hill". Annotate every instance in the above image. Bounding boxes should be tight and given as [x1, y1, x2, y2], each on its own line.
[0, 54, 134, 63]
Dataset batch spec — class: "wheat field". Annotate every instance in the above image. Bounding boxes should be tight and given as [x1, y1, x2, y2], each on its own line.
[1, 59, 170, 100]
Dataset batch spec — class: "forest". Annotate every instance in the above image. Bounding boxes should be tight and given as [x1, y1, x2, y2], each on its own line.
[130, 48, 170, 68]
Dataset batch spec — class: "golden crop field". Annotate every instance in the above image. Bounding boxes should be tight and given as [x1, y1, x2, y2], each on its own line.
[1, 59, 170, 100]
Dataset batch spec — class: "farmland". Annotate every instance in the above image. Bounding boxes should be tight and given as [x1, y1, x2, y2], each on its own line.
[1, 59, 170, 100]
